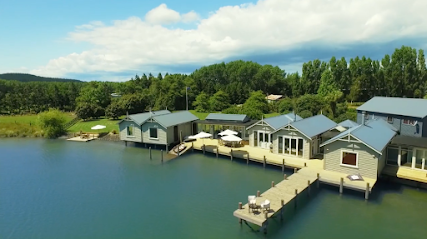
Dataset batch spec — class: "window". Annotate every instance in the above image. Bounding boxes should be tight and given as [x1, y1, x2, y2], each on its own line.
[149, 128, 158, 139]
[387, 116, 393, 123]
[403, 119, 416, 125]
[127, 125, 134, 136]
[341, 151, 358, 167]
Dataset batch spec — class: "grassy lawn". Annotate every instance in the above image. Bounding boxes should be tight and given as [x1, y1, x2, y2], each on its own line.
[68, 117, 124, 133]
[0, 114, 73, 124]
[187, 110, 211, 120]
[264, 112, 280, 118]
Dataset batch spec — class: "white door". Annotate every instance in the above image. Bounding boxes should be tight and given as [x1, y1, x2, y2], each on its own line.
[258, 132, 269, 149]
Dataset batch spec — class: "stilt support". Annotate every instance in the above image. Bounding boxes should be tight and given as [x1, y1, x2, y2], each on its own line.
[365, 183, 370, 200]
[161, 150, 163, 163]
[149, 147, 152, 160]
[339, 177, 344, 194]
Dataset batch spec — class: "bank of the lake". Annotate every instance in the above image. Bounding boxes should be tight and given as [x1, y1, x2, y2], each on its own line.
[1, 138, 426, 239]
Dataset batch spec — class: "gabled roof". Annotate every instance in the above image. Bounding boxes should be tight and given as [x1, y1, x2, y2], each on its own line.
[290, 114, 338, 139]
[338, 119, 359, 129]
[153, 111, 199, 128]
[266, 94, 283, 101]
[357, 97, 427, 118]
[265, 112, 302, 130]
[247, 112, 302, 130]
[121, 110, 171, 125]
[205, 113, 249, 122]
[320, 118, 397, 155]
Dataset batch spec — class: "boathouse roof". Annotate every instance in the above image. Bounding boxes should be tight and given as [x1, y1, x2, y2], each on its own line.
[338, 119, 359, 129]
[154, 111, 199, 128]
[357, 97, 427, 118]
[123, 110, 171, 125]
[290, 114, 337, 138]
[205, 113, 250, 122]
[320, 118, 397, 154]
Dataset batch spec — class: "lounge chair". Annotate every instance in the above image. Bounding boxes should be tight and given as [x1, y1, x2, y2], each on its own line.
[260, 199, 270, 212]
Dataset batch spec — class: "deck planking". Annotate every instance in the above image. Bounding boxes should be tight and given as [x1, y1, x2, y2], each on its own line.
[233, 167, 318, 227]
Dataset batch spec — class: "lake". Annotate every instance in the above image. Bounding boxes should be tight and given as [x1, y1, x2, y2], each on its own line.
[1, 139, 426, 239]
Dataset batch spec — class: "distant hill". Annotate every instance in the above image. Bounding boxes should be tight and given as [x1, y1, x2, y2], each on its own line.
[0, 73, 82, 83]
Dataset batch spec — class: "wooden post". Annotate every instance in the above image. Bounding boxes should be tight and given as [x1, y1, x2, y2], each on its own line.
[317, 173, 320, 188]
[284, 174, 287, 180]
[239, 202, 243, 224]
[180, 130, 183, 143]
[216, 146, 219, 158]
[161, 150, 163, 163]
[271, 181, 275, 188]
[149, 147, 152, 160]
[339, 177, 344, 194]
[282, 159, 285, 173]
[246, 154, 249, 165]
[294, 168, 297, 173]
[294, 189, 298, 208]
[365, 183, 370, 200]
[264, 211, 268, 219]
[308, 180, 311, 197]
[192, 142, 194, 152]
[230, 149, 233, 161]
[203, 144, 205, 154]
[263, 156, 266, 168]
[125, 141, 128, 147]
[257, 190, 260, 197]
[304, 162, 307, 167]
[280, 199, 285, 221]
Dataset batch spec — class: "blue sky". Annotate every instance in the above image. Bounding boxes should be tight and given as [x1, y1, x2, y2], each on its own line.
[1, 0, 426, 81]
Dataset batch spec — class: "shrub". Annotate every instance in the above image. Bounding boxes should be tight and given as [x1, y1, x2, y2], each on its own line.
[37, 109, 67, 138]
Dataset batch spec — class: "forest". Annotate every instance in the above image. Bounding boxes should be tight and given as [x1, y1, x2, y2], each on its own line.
[0, 46, 426, 122]
[0, 73, 81, 82]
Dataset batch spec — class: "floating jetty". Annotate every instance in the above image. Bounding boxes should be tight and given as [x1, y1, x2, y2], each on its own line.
[233, 167, 318, 232]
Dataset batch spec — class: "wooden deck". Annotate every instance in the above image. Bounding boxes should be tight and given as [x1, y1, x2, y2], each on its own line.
[189, 139, 376, 192]
[383, 165, 427, 183]
[233, 167, 318, 227]
[66, 136, 96, 142]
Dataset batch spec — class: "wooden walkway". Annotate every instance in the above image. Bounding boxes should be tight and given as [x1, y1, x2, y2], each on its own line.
[383, 165, 427, 183]
[233, 167, 318, 229]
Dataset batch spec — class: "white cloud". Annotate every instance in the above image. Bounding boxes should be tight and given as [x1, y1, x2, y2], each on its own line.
[144, 4, 200, 25]
[31, 0, 427, 79]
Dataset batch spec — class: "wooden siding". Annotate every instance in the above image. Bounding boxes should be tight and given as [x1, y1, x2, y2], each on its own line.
[272, 128, 311, 159]
[357, 111, 424, 137]
[167, 122, 194, 144]
[248, 124, 274, 147]
[324, 140, 381, 179]
[141, 121, 167, 145]
[119, 120, 142, 143]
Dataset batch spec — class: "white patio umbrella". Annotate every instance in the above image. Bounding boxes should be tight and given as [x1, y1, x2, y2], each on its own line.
[188, 131, 212, 139]
[218, 129, 238, 136]
[188, 131, 212, 145]
[221, 134, 242, 142]
[91, 125, 106, 130]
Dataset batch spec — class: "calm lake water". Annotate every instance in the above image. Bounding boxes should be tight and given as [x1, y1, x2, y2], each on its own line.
[1, 139, 426, 239]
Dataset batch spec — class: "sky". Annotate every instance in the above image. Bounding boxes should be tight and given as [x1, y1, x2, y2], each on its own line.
[1, 0, 427, 82]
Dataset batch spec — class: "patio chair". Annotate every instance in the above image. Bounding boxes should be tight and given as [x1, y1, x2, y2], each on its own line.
[260, 199, 270, 212]
[248, 195, 259, 213]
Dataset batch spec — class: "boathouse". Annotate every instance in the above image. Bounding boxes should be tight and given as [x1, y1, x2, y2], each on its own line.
[246, 112, 302, 150]
[195, 113, 257, 141]
[357, 97, 427, 173]
[320, 118, 397, 179]
[271, 114, 338, 159]
[118, 110, 199, 150]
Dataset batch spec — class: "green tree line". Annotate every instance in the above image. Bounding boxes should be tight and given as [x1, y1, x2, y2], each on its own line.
[1, 46, 426, 121]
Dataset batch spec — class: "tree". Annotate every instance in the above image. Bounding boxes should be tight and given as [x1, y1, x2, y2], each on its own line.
[119, 94, 148, 114]
[193, 92, 211, 112]
[242, 91, 269, 119]
[277, 98, 294, 113]
[37, 109, 67, 138]
[75, 102, 95, 120]
[295, 94, 324, 116]
[222, 105, 242, 114]
[298, 110, 313, 119]
[348, 77, 361, 103]
[105, 100, 124, 119]
[209, 90, 230, 111]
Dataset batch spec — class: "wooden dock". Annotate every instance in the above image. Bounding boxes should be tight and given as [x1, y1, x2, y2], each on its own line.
[66, 136, 96, 142]
[383, 165, 427, 183]
[233, 167, 318, 230]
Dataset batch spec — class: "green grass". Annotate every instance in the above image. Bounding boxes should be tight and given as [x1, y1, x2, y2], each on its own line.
[187, 110, 211, 120]
[0, 113, 74, 124]
[68, 117, 124, 133]
[264, 112, 280, 118]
